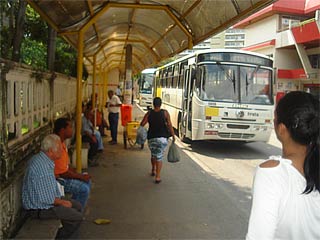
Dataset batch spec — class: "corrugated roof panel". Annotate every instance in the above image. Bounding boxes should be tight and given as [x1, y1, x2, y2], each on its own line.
[27, 0, 275, 74]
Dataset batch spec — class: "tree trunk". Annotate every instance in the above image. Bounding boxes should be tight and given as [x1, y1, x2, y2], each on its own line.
[47, 26, 57, 71]
[12, 0, 27, 62]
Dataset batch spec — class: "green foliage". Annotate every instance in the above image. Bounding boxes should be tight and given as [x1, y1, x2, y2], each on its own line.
[1, 2, 88, 79]
[25, 4, 47, 43]
[21, 38, 47, 70]
[19, 4, 47, 70]
[54, 37, 77, 76]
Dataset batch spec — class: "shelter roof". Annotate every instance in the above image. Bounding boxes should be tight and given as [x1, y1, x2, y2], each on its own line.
[27, 0, 275, 74]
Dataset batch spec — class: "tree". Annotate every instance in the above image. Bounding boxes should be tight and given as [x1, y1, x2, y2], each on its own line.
[0, 0, 17, 59]
[12, 0, 27, 62]
[1, 2, 88, 78]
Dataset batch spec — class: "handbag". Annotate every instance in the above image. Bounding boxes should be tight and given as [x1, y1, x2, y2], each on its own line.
[167, 141, 180, 163]
[136, 126, 147, 144]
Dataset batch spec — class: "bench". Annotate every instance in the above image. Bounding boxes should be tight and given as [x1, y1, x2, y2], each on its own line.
[70, 142, 90, 169]
[15, 217, 61, 239]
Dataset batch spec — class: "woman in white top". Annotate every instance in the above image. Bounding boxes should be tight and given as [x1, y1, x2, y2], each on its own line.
[246, 91, 320, 240]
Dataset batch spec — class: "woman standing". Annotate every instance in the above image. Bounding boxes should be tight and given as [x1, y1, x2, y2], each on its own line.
[246, 91, 320, 239]
[140, 97, 175, 183]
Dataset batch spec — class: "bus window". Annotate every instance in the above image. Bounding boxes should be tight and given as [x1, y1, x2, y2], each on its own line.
[161, 69, 166, 87]
[178, 62, 186, 89]
[167, 66, 173, 88]
[172, 63, 179, 88]
[239, 66, 273, 105]
[201, 64, 237, 102]
[140, 72, 153, 94]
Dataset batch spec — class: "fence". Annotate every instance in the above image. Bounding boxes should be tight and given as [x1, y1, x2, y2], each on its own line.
[0, 59, 90, 238]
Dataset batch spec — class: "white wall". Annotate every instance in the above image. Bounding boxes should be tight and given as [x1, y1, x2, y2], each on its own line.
[306, 47, 320, 55]
[244, 15, 278, 47]
[251, 46, 275, 58]
[274, 49, 302, 69]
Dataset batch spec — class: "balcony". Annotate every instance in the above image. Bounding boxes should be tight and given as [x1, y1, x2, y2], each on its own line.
[276, 18, 320, 49]
[291, 19, 320, 47]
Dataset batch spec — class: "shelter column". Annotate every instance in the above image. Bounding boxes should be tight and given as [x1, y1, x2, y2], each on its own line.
[92, 56, 97, 127]
[124, 44, 132, 104]
[75, 31, 84, 173]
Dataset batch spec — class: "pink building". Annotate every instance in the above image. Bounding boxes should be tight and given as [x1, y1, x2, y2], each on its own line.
[234, 0, 319, 98]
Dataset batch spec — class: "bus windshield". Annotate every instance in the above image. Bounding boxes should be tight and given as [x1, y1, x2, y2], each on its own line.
[140, 73, 153, 94]
[198, 64, 273, 105]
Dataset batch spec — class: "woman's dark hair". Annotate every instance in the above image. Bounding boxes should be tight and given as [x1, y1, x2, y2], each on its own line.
[53, 117, 71, 134]
[276, 91, 319, 193]
[153, 97, 162, 107]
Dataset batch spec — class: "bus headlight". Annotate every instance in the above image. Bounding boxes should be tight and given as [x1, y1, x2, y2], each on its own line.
[253, 126, 260, 131]
[207, 123, 224, 129]
[253, 126, 268, 131]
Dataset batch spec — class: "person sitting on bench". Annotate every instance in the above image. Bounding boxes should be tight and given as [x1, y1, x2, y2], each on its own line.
[81, 109, 104, 162]
[22, 134, 83, 239]
[54, 118, 91, 210]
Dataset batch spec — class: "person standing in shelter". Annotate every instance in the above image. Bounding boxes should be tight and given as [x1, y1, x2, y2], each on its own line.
[22, 134, 83, 239]
[246, 91, 320, 240]
[54, 118, 91, 210]
[106, 90, 122, 145]
[140, 97, 175, 183]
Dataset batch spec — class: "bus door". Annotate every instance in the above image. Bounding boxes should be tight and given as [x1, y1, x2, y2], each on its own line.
[180, 65, 194, 140]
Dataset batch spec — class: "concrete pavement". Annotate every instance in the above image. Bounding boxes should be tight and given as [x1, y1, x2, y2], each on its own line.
[77, 103, 249, 239]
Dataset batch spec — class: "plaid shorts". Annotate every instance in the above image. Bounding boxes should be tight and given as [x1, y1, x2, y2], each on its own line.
[148, 137, 168, 161]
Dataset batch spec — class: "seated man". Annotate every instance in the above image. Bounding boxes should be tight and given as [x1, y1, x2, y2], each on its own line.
[54, 118, 91, 209]
[82, 109, 104, 160]
[22, 134, 83, 239]
[87, 102, 109, 137]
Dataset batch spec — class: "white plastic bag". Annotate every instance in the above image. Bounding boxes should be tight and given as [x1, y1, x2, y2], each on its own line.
[167, 142, 180, 163]
[136, 126, 147, 144]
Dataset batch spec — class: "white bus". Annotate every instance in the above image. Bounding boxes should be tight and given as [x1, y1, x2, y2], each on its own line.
[154, 49, 274, 142]
[138, 68, 156, 107]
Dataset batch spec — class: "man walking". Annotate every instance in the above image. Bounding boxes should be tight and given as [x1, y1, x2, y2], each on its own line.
[106, 90, 122, 144]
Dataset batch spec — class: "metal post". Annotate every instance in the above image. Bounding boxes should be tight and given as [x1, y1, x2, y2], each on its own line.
[92, 56, 97, 127]
[103, 71, 106, 109]
[76, 31, 84, 173]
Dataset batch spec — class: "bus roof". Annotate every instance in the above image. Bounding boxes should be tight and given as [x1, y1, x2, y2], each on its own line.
[141, 68, 157, 74]
[156, 49, 273, 70]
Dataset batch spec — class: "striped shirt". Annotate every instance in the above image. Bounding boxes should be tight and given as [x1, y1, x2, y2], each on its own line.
[22, 151, 61, 209]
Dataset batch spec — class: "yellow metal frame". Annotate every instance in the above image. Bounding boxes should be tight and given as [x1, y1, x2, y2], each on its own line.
[76, 30, 84, 173]
[26, 0, 276, 171]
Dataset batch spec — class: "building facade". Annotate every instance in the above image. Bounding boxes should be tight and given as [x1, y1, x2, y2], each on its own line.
[212, 29, 246, 49]
[179, 28, 246, 58]
[234, 0, 320, 98]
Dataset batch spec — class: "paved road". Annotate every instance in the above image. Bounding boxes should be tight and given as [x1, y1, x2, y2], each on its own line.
[177, 130, 282, 190]
[77, 129, 281, 239]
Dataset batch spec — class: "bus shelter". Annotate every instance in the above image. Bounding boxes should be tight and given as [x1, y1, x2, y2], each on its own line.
[27, 0, 275, 171]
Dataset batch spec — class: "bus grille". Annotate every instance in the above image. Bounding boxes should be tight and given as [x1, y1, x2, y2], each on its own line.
[218, 133, 255, 139]
[227, 124, 250, 129]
